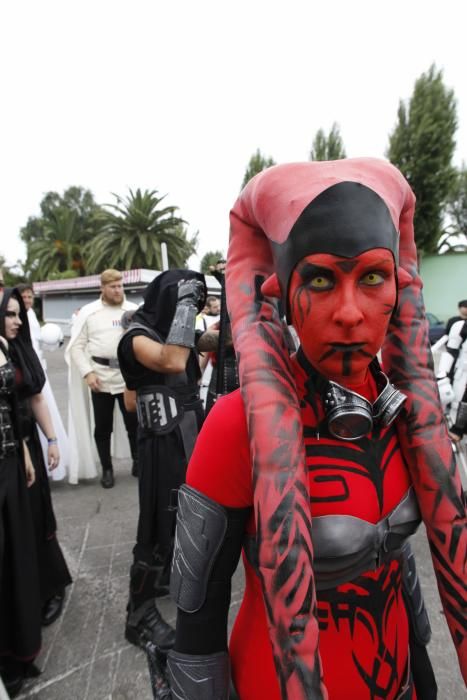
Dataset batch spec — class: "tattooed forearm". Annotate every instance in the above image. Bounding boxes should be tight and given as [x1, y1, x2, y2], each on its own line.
[197, 330, 220, 352]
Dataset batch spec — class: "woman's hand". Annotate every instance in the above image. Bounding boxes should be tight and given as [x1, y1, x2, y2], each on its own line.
[48, 443, 60, 471]
[23, 441, 35, 487]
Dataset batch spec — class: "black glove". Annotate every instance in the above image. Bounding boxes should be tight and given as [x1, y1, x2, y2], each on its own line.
[166, 279, 206, 349]
[176, 279, 206, 311]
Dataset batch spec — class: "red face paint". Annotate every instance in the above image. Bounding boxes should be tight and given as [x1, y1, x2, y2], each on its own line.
[288, 248, 396, 386]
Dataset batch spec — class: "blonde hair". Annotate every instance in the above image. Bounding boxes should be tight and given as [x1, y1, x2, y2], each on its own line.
[100, 269, 122, 286]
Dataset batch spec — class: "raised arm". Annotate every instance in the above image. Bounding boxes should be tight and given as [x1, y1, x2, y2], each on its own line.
[132, 278, 206, 373]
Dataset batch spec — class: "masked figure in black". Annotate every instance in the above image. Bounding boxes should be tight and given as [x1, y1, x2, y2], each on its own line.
[118, 270, 208, 651]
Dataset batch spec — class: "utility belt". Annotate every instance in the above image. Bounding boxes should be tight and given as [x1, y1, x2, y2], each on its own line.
[91, 355, 120, 369]
[136, 384, 201, 461]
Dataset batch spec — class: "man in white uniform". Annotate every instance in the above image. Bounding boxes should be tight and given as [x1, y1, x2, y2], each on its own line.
[67, 269, 138, 487]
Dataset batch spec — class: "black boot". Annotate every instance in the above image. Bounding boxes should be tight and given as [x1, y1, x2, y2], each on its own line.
[0, 660, 40, 699]
[101, 469, 114, 488]
[126, 599, 175, 652]
[126, 561, 175, 650]
[42, 589, 65, 626]
[95, 437, 115, 488]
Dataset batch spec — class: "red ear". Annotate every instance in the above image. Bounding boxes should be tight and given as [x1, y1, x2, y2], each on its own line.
[397, 266, 413, 289]
[261, 273, 281, 299]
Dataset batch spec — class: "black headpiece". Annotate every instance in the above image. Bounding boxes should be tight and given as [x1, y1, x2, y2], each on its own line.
[131, 269, 207, 341]
[0, 287, 45, 398]
[270, 181, 399, 305]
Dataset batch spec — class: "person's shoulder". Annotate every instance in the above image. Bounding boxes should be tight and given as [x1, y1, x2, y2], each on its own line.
[81, 298, 102, 313]
[449, 319, 466, 337]
[125, 324, 162, 343]
[206, 389, 246, 426]
[77, 299, 103, 322]
[187, 389, 252, 507]
[195, 389, 248, 453]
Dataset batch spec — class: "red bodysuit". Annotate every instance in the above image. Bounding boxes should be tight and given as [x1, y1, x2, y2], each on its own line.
[187, 354, 415, 700]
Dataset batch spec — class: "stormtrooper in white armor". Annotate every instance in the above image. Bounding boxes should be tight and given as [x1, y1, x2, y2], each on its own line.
[437, 317, 467, 440]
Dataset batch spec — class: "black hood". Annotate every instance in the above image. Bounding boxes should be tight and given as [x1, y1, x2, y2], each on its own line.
[270, 181, 399, 304]
[132, 269, 207, 340]
[0, 287, 45, 398]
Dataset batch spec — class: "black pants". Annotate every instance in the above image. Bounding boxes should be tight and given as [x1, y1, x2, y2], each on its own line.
[91, 391, 138, 470]
[130, 404, 204, 608]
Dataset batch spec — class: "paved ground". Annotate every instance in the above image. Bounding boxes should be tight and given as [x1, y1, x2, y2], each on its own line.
[17, 349, 465, 699]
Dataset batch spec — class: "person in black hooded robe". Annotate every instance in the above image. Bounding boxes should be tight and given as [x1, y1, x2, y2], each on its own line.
[0, 288, 42, 697]
[0, 289, 71, 629]
[117, 269, 211, 651]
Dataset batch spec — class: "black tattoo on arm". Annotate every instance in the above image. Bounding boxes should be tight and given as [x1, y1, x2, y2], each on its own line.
[197, 330, 220, 352]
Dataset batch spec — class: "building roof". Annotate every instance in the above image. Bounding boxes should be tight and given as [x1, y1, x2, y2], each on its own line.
[33, 269, 221, 295]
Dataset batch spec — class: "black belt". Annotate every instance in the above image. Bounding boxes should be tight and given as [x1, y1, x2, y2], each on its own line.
[92, 356, 120, 369]
[136, 385, 201, 461]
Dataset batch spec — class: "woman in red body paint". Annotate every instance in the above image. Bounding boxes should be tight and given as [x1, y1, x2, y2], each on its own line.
[166, 160, 466, 700]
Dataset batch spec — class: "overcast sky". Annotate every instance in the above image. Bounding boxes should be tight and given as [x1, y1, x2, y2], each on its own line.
[1, 0, 466, 271]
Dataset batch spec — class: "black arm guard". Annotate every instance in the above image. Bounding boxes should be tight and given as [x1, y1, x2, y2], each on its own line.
[167, 650, 230, 700]
[171, 486, 228, 613]
[166, 303, 198, 349]
[166, 279, 207, 349]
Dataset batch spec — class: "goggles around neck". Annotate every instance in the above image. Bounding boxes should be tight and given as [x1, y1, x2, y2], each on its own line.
[323, 364, 407, 441]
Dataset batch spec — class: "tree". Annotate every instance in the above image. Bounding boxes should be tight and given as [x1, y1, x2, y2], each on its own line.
[310, 123, 346, 161]
[20, 186, 103, 279]
[387, 65, 457, 254]
[86, 189, 197, 272]
[241, 149, 276, 189]
[440, 166, 467, 252]
[27, 208, 87, 280]
[200, 250, 225, 274]
[0, 255, 26, 286]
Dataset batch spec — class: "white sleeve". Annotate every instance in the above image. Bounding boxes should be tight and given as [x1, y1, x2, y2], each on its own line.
[69, 319, 93, 378]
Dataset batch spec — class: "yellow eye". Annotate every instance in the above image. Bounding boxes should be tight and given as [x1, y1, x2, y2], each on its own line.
[360, 272, 384, 286]
[310, 275, 333, 290]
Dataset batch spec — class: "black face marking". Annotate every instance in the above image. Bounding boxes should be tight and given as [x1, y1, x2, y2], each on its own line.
[330, 343, 365, 352]
[318, 345, 373, 377]
[336, 260, 358, 273]
[292, 286, 312, 327]
[298, 263, 334, 286]
[342, 351, 353, 376]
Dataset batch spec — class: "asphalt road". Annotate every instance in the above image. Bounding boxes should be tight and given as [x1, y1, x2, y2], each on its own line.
[16, 349, 465, 699]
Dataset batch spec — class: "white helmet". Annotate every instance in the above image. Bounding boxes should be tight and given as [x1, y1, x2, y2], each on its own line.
[40, 323, 64, 352]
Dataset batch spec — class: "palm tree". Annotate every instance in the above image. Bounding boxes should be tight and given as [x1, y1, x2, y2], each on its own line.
[27, 208, 88, 279]
[86, 189, 197, 272]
